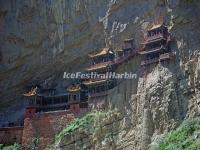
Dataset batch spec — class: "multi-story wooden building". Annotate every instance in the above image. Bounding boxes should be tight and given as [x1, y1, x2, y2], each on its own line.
[67, 84, 88, 114]
[139, 22, 175, 66]
[83, 48, 116, 97]
[115, 38, 137, 65]
[23, 87, 69, 116]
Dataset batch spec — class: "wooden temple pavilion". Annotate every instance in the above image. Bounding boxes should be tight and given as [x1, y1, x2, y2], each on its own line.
[67, 84, 88, 114]
[86, 48, 115, 73]
[115, 38, 137, 65]
[83, 79, 116, 98]
[84, 48, 116, 97]
[139, 21, 175, 66]
[67, 84, 87, 104]
[23, 87, 69, 116]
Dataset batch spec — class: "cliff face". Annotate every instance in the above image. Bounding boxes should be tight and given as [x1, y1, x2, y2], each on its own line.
[0, 0, 200, 149]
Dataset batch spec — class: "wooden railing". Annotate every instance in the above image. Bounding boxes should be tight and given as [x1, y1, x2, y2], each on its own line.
[87, 50, 137, 70]
[160, 52, 176, 60]
[86, 61, 113, 71]
[83, 78, 108, 86]
[159, 53, 170, 60]
[141, 52, 176, 66]
[88, 85, 117, 98]
[144, 33, 165, 42]
[147, 45, 165, 52]
[139, 46, 165, 55]
[38, 103, 68, 108]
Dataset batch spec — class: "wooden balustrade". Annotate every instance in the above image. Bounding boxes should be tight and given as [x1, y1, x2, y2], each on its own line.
[141, 52, 176, 66]
[87, 61, 113, 70]
[159, 53, 170, 60]
[87, 50, 137, 70]
[160, 52, 176, 60]
[144, 33, 164, 41]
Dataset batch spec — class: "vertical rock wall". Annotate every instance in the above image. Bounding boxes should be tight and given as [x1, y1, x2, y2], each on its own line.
[0, 0, 200, 149]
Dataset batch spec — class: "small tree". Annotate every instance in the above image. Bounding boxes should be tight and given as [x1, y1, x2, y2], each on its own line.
[31, 137, 40, 150]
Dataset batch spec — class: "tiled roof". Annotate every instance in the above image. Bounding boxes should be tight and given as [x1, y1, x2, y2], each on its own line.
[89, 48, 113, 58]
[86, 62, 112, 71]
[83, 79, 108, 86]
[67, 84, 81, 92]
[23, 87, 38, 97]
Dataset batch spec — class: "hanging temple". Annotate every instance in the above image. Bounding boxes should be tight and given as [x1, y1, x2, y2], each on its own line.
[0, 20, 176, 148]
[22, 20, 176, 119]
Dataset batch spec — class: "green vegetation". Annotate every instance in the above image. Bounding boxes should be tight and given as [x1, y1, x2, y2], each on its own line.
[56, 113, 95, 142]
[0, 144, 3, 150]
[157, 119, 200, 150]
[0, 143, 22, 150]
[44, 144, 54, 150]
[46, 110, 121, 149]
[0, 137, 39, 150]
[55, 111, 111, 141]
[31, 137, 40, 150]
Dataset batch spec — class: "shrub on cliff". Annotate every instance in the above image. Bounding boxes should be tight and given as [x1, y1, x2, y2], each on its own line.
[46, 110, 121, 150]
[0, 143, 22, 150]
[157, 118, 200, 150]
[0, 144, 3, 150]
[56, 113, 95, 142]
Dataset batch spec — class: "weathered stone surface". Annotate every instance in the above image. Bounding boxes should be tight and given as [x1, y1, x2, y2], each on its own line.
[0, 0, 200, 150]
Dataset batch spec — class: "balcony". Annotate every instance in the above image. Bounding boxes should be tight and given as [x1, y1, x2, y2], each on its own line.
[139, 46, 165, 55]
[86, 61, 114, 71]
[83, 78, 113, 87]
[141, 52, 176, 66]
[159, 52, 176, 60]
[39, 103, 67, 107]
[143, 33, 166, 43]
